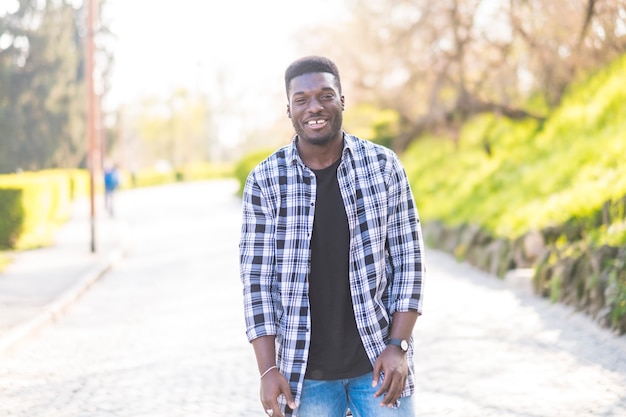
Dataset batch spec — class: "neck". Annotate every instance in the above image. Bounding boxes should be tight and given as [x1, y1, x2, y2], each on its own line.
[296, 135, 343, 170]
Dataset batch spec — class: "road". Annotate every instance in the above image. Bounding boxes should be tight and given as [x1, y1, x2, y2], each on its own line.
[1, 180, 625, 416]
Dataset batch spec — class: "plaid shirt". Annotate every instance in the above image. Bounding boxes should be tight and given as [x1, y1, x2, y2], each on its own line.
[239, 133, 425, 414]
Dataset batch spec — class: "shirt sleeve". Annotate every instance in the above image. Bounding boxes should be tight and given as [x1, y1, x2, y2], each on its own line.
[239, 170, 278, 341]
[385, 155, 425, 316]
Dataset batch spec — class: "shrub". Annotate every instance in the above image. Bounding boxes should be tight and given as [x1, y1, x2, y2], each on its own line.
[233, 148, 274, 196]
[0, 169, 86, 249]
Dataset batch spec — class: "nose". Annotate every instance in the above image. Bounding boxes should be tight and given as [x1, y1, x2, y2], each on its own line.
[307, 98, 324, 113]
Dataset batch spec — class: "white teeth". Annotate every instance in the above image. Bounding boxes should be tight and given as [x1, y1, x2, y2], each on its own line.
[308, 119, 325, 125]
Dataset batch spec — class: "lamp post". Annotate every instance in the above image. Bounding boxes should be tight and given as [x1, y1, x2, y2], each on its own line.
[85, 0, 99, 253]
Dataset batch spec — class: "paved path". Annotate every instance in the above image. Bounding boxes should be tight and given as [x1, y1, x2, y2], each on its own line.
[0, 197, 126, 354]
[1, 180, 625, 416]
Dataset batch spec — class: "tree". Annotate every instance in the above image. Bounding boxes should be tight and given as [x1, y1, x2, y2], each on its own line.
[121, 89, 215, 170]
[295, 0, 626, 151]
[510, 0, 626, 106]
[0, 0, 113, 173]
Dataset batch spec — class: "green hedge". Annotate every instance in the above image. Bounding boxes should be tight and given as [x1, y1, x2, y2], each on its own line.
[177, 162, 234, 182]
[129, 169, 177, 188]
[121, 162, 234, 189]
[0, 174, 62, 249]
[0, 163, 234, 251]
[67, 169, 91, 199]
[0, 187, 24, 248]
[233, 148, 275, 196]
[0, 169, 90, 249]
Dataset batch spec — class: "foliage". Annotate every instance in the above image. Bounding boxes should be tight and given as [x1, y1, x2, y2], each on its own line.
[0, 162, 233, 251]
[66, 168, 91, 199]
[0, 1, 88, 173]
[403, 53, 626, 246]
[0, 252, 11, 272]
[117, 161, 232, 189]
[233, 148, 275, 197]
[128, 169, 176, 189]
[298, 0, 626, 151]
[0, 0, 115, 173]
[177, 162, 234, 182]
[0, 187, 23, 248]
[0, 170, 77, 249]
[343, 104, 400, 149]
[404, 54, 626, 332]
[123, 90, 216, 171]
[608, 256, 626, 329]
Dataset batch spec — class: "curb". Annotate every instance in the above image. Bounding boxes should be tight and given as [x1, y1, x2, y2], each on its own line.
[0, 246, 126, 358]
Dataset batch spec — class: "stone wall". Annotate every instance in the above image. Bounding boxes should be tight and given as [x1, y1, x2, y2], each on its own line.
[423, 221, 626, 335]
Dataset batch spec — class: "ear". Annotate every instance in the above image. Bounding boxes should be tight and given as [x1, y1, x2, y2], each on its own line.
[340, 96, 345, 111]
[287, 104, 292, 118]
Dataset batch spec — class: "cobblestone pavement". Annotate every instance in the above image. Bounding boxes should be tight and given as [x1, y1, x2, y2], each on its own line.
[1, 180, 625, 417]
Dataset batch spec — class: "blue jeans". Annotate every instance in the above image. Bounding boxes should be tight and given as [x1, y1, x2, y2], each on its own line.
[296, 372, 415, 417]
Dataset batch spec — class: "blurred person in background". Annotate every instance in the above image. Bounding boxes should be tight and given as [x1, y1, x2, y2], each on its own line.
[103, 163, 120, 216]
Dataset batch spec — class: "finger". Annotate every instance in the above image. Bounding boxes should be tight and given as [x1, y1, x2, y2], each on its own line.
[260, 389, 281, 415]
[381, 384, 400, 406]
[262, 403, 284, 417]
[377, 371, 399, 402]
[379, 381, 397, 405]
[281, 381, 297, 410]
[374, 373, 391, 398]
[381, 376, 406, 406]
[371, 363, 382, 388]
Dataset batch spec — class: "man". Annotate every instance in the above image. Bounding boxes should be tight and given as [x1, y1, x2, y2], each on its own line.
[239, 56, 425, 417]
[104, 163, 119, 216]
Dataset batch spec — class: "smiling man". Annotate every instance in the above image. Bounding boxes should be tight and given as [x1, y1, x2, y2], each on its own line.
[239, 56, 425, 417]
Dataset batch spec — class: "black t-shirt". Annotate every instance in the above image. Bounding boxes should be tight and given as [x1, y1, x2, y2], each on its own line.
[305, 158, 372, 380]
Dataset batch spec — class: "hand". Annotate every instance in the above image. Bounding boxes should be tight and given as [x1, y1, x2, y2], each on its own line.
[260, 368, 296, 417]
[371, 345, 409, 407]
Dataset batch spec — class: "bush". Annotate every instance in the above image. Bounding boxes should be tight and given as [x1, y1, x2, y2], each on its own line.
[343, 104, 400, 149]
[0, 187, 24, 248]
[178, 162, 234, 182]
[233, 148, 275, 196]
[0, 169, 90, 249]
[0, 173, 64, 249]
[131, 169, 177, 188]
[403, 53, 626, 333]
[404, 54, 626, 242]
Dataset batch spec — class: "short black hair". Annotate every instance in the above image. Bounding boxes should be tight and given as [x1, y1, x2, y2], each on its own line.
[284, 56, 342, 96]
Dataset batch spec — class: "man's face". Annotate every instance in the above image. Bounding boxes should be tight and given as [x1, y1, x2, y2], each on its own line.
[287, 72, 344, 147]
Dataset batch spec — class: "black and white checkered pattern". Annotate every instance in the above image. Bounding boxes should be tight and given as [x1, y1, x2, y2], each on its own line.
[239, 133, 425, 415]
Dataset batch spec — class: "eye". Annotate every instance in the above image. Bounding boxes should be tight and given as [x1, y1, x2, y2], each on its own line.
[321, 94, 334, 101]
[293, 97, 307, 105]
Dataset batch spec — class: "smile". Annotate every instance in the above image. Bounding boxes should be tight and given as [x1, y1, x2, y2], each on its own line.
[306, 119, 327, 127]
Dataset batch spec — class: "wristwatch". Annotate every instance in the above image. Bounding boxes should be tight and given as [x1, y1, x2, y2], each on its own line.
[388, 338, 409, 352]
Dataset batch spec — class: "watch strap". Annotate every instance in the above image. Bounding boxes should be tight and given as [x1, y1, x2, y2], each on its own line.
[389, 338, 409, 352]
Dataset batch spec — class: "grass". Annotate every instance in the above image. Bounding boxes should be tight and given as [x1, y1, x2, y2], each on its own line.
[402, 53, 626, 245]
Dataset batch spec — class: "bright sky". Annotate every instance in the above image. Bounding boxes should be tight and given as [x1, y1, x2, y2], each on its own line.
[104, 0, 348, 120]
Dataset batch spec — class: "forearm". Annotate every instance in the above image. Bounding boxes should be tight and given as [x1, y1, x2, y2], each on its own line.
[387, 163, 426, 314]
[240, 178, 279, 344]
[389, 310, 419, 341]
[251, 335, 277, 375]
[373, 310, 419, 404]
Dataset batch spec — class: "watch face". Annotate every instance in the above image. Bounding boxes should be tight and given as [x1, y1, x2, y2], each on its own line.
[390, 339, 409, 352]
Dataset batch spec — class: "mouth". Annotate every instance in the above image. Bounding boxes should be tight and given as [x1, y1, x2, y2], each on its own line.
[305, 118, 328, 129]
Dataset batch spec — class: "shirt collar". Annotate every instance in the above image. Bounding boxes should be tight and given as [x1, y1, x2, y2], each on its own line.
[287, 131, 355, 167]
